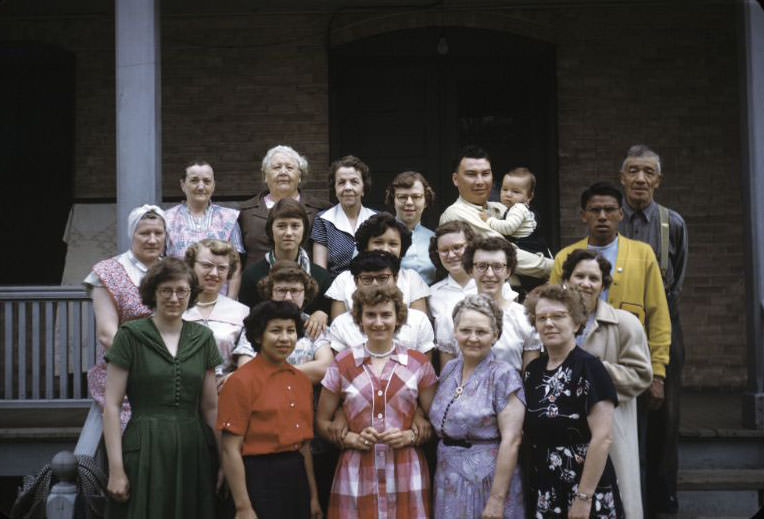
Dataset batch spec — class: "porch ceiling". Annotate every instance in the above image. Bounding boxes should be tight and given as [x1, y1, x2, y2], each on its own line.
[0, 0, 706, 18]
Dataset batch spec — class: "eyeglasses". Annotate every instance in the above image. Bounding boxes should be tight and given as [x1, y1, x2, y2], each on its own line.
[273, 287, 305, 297]
[585, 206, 620, 215]
[473, 262, 507, 274]
[395, 193, 424, 203]
[437, 244, 466, 257]
[357, 273, 393, 286]
[158, 287, 191, 299]
[196, 261, 230, 274]
[536, 311, 570, 324]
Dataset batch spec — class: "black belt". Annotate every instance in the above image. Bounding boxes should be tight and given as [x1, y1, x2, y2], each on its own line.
[442, 437, 499, 448]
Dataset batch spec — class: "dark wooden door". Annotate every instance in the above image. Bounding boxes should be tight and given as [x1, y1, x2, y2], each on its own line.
[0, 44, 74, 284]
[330, 26, 558, 247]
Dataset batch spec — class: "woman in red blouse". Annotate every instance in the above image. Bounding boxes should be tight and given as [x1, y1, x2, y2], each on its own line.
[217, 300, 321, 519]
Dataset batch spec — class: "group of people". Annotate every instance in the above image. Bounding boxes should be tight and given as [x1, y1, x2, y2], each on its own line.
[87, 142, 687, 519]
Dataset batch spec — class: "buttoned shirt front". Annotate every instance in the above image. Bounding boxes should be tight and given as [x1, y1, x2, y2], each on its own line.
[217, 354, 313, 455]
[619, 200, 688, 310]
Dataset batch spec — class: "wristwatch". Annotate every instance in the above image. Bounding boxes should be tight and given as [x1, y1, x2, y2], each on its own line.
[574, 491, 592, 502]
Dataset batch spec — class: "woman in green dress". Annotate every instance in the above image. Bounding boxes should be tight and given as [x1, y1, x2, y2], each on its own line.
[103, 257, 222, 519]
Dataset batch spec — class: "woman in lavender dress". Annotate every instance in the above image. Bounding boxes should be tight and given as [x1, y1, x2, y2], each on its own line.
[429, 295, 526, 519]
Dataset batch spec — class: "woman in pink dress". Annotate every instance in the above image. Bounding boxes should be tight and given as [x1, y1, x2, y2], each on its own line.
[84, 205, 167, 426]
[316, 284, 437, 519]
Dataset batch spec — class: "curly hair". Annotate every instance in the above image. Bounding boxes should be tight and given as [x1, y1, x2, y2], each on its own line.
[351, 285, 407, 335]
[264, 198, 310, 247]
[244, 300, 304, 353]
[256, 260, 318, 308]
[354, 212, 412, 257]
[328, 155, 372, 201]
[462, 236, 517, 276]
[452, 294, 504, 339]
[139, 257, 200, 309]
[384, 171, 435, 208]
[428, 221, 476, 282]
[523, 283, 587, 328]
[560, 249, 613, 290]
[261, 145, 309, 180]
[349, 250, 400, 277]
[184, 238, 240, 281]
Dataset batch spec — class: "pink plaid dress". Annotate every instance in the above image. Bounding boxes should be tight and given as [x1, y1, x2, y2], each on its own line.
[321, 343, 437, 519]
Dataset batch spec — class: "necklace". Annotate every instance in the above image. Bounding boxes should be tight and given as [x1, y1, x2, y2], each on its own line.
[196, 298, 218, 307]
[365, 344, 395, 358]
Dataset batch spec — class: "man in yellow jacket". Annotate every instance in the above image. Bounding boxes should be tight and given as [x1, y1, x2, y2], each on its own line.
[550, 181, 671, 394]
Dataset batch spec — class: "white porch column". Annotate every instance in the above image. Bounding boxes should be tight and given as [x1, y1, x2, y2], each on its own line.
[740, 0, 764, 429]
[115, 0, 161, 251]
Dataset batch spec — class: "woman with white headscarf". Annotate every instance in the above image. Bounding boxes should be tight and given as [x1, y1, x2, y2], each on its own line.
[84, 205, 167, 427]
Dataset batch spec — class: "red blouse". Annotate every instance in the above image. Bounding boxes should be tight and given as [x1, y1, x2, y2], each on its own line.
[217, 354, 313, 456]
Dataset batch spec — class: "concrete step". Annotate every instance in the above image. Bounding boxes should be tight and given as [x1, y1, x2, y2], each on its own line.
[678, 468, 764, 491]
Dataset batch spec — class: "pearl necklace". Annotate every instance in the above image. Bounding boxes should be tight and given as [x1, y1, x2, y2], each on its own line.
[196, 298, 218, 307]
[365, 344, 395, 358]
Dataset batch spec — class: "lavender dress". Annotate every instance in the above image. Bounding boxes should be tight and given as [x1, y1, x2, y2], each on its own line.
[429, 352, 525, 519]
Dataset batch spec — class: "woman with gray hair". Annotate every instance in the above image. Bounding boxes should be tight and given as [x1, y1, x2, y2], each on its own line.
[429, 295, 526, 519]
[84, 204, 167, 428]
[238, 145, 329, 268]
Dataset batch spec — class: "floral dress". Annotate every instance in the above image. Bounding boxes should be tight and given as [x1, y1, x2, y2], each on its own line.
[428, 352, 525, 519]
[321, 343, 436, 519]
[523, 347, 624, 519]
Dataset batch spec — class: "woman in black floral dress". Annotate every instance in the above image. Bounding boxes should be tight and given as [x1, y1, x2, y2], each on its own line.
[522, 284, 624, 519]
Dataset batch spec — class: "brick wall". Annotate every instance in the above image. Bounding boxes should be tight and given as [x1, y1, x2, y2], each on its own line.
[0, 3, 746, 388]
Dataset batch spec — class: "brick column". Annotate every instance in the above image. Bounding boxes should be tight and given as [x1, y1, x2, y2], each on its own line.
[740, 0, 764, 429]
[115, 0, 161, 251]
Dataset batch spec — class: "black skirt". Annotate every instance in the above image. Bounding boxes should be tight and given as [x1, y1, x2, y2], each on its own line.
[243, 450, 310, 519]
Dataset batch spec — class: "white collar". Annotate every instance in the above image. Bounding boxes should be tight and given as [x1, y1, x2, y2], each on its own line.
[319, 204, 376, 236]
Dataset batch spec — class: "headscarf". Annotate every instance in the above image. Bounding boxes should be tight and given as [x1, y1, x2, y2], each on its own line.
[127, 204, 167, 239]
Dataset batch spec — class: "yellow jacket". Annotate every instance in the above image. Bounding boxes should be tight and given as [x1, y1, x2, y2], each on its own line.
[550, 234, 671, 377]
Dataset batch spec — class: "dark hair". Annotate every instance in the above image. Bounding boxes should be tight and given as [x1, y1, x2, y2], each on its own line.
[384, 171, 435, 208]
[580, 181, 623, 209]
[560, 249, 613, 290]
[351, 285, 407, 334]
[354, 212, 412, 257]
[256, 260, 318, 307]
[349, 250, 401, 277]
[328, 155, 372, 201]
[524, 283, 587, 328]
[181, 160, 213, 181]
[265, 198, 310, 247]
[428, 221, 476, 281]
[244, 300, 304, 353]
[184, 238, 240, 281]
[452, 145, 490, 172]
[462, 237, 517, 276]
[503, 167, 536, 198]
[139, 257, 200, 309]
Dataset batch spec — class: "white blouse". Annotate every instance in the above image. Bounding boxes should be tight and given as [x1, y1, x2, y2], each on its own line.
[325, 268, 430, 309]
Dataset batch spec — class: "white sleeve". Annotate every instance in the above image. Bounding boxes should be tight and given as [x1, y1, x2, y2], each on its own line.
[435, 315, 458, 355]
[325, 271, 352, 302]
[404, 269, 431, 301]
[413, 312, 435, 353]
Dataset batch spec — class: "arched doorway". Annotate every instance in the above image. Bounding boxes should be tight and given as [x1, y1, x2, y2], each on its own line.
[329, 26, 558, 247]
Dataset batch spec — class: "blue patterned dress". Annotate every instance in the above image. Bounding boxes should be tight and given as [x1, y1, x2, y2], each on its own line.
[428, 352, 525, 519]
[523, 347, 624, 518]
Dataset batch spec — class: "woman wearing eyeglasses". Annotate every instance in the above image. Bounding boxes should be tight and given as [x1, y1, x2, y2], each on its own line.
[385, 171, 437, 285]
[103, 258, 222, 519]
[183, 239, 255, 391]
[522, 284, 624, 519]
[240, 198, 331, 339]
[438, 237, 542, 371]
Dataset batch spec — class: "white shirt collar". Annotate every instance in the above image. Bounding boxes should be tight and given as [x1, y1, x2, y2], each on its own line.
[319, 204, 376, 236]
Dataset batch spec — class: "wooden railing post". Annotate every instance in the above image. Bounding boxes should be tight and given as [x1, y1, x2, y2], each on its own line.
[46, 451, 78, 519]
